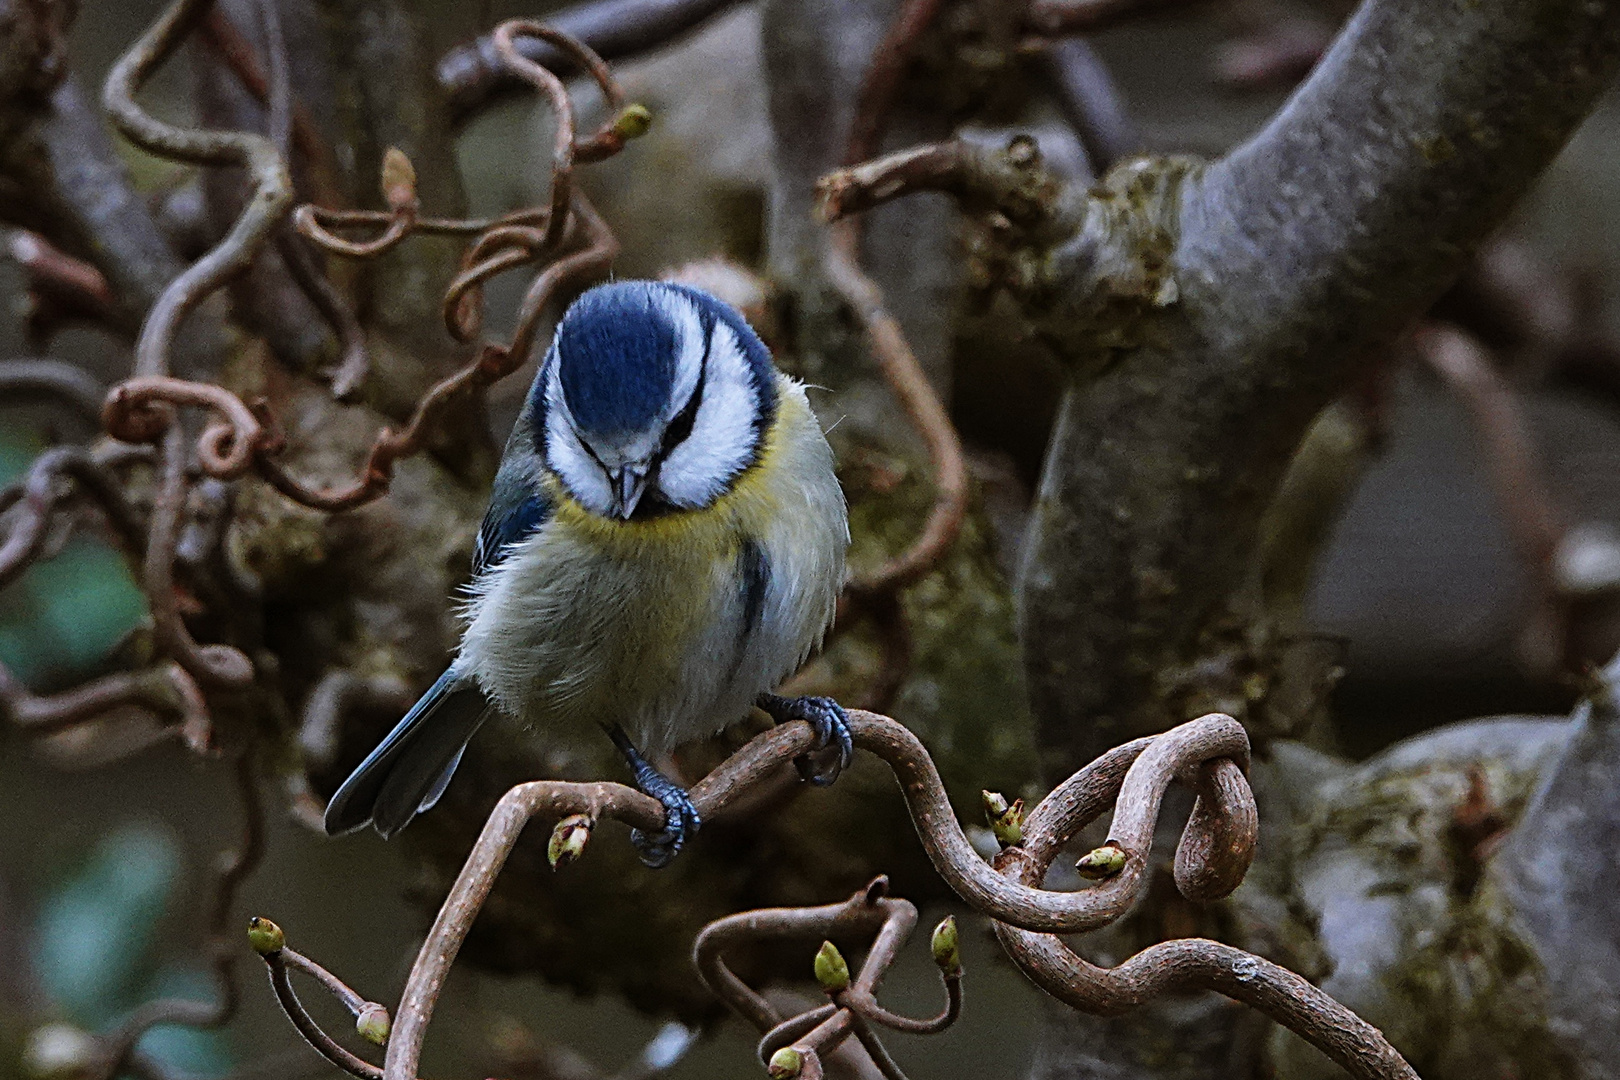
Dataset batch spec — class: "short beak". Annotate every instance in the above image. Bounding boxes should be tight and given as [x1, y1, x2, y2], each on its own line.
[608, 465, 648, 519]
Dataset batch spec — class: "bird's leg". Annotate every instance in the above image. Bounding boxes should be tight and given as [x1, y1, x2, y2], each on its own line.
[604, 724, 701, 868]
[757, 694, 853, 786]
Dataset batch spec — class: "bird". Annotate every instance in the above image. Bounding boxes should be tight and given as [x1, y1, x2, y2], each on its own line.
[322, 280, 851, 866]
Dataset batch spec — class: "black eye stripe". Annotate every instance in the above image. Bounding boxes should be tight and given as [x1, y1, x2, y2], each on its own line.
[654, 326, 711, 463]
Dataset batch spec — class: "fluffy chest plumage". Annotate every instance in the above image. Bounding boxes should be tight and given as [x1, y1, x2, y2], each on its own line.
[456, 378, 847, 752]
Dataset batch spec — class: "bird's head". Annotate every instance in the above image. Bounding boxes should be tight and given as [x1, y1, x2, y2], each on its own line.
[534, 281, 777, 520]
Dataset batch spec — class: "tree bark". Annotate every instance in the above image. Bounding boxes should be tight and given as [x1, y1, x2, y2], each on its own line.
[1018, 0, 1620, 769]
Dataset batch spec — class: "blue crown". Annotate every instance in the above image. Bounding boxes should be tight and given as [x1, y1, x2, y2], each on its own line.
[552, 282, 681, 438]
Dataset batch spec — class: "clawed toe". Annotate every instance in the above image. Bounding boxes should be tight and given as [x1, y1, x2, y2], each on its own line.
[759, 694, 853, 786]
[630, 789, 701, 869]
[605, 723, 702, 868]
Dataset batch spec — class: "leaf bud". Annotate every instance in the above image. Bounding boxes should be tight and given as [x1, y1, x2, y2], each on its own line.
[380, 147, 417, 212]
[247, 916, 284, 955]
[930, 915, 961, 976]
[356, 1004, 391, 1046]
[547, 814, 593, 869]
[813, 940, 850, 992]
[767, 1047, 803, 1078]
[982, 792, 1024, 848]
[1076, 841, 1128, 880]
[612, 103, 653, 140]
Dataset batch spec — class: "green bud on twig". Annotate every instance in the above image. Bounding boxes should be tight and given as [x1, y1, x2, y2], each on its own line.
[547, 814, 593, 869]
[930, 915, 961, 976]
[612, 104, 653, 141]
[1076, 841, 1128, 880]
[355, 1003, 391, 1046]
[767, 1047, 803, 1078]
[247, 916, 284, 955]
[813, 940, 850, 992]
[982, 791, 1024, 848]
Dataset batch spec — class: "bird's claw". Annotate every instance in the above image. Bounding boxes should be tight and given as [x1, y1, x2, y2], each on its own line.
[605, 723, 701, 868]
[759, 694, 853, 786]
[631, 785, 701, 869]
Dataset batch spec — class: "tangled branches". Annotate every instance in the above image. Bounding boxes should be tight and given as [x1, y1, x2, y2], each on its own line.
[695, 876, 962, 1080]
[98, 11, 638, 515]
[2, 4, 643, 757]
[250, 711, 1416, 1080]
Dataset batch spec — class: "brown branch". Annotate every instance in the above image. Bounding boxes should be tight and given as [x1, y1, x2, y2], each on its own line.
[825, 232, 966, 597]
[143, 428, 254, 689]
[101, 0, 295, 378]
[435, 0, 740, 119]
[820, 0, 970, 606]
[183, 24, 631, 514]
[842, 0, 947, 169]
[380, 714, 1258, 1080]
[817, 138, 1081, 238]
[0, 658, 210, 751]
[258, 707, 1410, 1080]
[197, 6, 338, 204]
[7, 230, 121, 337]
[694, 877, 957, 1080]
[0, 446, 146, 589]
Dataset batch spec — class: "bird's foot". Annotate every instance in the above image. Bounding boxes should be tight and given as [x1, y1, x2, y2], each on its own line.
[758, 694, 853, 786]
[605, 724, 701, 868]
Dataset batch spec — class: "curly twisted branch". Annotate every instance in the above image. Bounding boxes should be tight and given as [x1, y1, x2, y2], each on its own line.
[272, 712, 1417, 1080]
[101, 0, 294, 380]
[695, 875, 961, 1080]
[103, 18, 632, 515]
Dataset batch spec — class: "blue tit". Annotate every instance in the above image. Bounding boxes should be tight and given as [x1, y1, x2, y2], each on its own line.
[323, 280, 851, 866]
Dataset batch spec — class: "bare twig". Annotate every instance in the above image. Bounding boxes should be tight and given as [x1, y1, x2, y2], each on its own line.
[7, 230, 121, 337]
[1418, 323, 1569, 670]
[143, 428, 254, 689]
[250, 919, 393, 1080]
[822, 0, 969, 604]
[694, 877, 959, 1079]
[366, 710, 1409, 1080]
[194, 22, 628, 513]
[102, 0, 295, 378]
[0, 659, 210, 752]
[826, 229, 967, 597]
[0, 446, 145, 589]
[842, 0, 947, 170]
[436, 0, 741, 118]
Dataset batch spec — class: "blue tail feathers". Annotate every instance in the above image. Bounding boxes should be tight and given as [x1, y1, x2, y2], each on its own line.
[322, 670, 489, 838]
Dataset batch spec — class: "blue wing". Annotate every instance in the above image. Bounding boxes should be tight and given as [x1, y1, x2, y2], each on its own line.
[473, 419, 554, 576]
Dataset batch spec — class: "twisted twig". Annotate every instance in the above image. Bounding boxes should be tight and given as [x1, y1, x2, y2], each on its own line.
[102, 0, 294, 379]
[824, 0, 968, 603]
[358, 711, 1413, 1080]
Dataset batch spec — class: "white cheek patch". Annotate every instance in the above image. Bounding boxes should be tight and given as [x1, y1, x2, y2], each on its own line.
[658, 320, 761, 509]
[542, 359, 614, 516]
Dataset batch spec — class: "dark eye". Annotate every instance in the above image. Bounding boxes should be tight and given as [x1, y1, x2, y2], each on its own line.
[654, 367, 706, 463]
